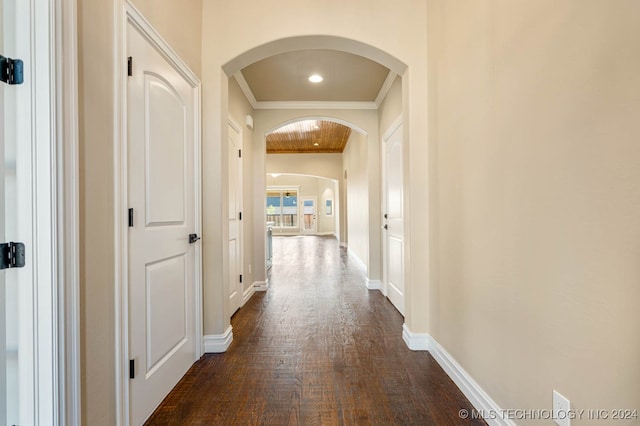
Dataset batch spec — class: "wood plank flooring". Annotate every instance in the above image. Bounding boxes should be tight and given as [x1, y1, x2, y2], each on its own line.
[146, 235, 485, 425]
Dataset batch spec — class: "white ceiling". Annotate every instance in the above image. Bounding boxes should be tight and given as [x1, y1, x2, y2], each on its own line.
[235, 49, 396, 110]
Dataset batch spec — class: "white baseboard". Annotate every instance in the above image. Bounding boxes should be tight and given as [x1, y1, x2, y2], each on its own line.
[203, 326, 233, 353]
[429, 337, 516, 426]
[242, 285, 255, 305]
[366, 278, 382, 290]
[317, 231, 335, 236]
[402, 323, 431, 351]
[400, 326, 516, 426]
[254, 279, 269, 291]
[347, 248, 368, 273]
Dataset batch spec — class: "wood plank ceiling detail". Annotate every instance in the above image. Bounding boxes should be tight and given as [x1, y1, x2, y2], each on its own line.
[267, 120, 352, 154]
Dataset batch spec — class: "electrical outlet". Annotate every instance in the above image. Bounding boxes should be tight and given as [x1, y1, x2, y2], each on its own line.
[553, 390, 571, 426]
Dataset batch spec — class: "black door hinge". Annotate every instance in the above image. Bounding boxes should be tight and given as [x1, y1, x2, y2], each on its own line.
[239, 274, 243, 283]
[129, 359, 135, 379]
[0, 55, 24, 85]
[238, 149, 242, 158]
[238, 212, 242, 221]
[0, 242, 26, 270]
[128, 208, 134, 227]
[127, 56, 133, 77]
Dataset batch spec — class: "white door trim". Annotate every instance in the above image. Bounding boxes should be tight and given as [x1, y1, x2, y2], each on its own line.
[4, 0, 77, 423]
[55, 0, 81, 424]
[115, 2, 202, 424]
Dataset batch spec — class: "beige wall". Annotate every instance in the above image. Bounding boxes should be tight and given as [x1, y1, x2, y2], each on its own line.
[78, 0, 202, 423]
[343, 132, 370, 271]
[202, 0, 428, 339]
[128, 0, 202, 75]
[228, 78, 255, 291]
[266, 153, 344, 181]
[428, 0, 640, 422]
[78, 1, 116, 422]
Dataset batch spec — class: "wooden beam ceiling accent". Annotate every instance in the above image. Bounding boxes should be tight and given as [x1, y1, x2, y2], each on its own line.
[266, 120, 352, 154]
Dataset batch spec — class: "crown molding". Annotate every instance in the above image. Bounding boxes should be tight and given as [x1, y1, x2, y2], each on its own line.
[233, 71, 258, 108]
[255, 101, 378, 110]
[232, 70, 395, 111]
[374, 70, 398, 107]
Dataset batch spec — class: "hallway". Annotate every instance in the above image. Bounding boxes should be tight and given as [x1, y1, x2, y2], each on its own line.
[146, 236, 484, 425]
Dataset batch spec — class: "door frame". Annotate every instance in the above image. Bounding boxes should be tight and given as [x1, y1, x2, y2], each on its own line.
[57, 0, 81, 424]
[115, 3, 203, 424]
[1, 0, 80, 423]
[300, 196, 318, 235]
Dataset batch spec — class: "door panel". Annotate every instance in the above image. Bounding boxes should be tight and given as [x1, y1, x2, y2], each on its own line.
[146, 255, 187, 371]
[383, 124, 405, 315]
[128, 22, 196, 425]
[228, 122, 242, 313]
[145, 76, 186, 225]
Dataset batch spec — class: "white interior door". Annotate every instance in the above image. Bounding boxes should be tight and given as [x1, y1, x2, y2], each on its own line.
[301, 197, 317, 234]
[228, 120, 242, 314]
[383, 123, 405, 315]
[127, 22, 198, 425]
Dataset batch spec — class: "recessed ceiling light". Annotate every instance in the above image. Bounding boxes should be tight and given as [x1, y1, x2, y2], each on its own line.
[308, 74, 323, 83]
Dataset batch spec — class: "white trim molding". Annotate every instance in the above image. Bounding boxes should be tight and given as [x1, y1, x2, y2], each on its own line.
[254, 280, 269, 291]
[347, 248, 368, 273]
[429, 337, 516, 426]
[402, 324, 431, 351]
[203, 326, 234, 353]
[256, 100, 378, 110]
[232, 71, 258, 107]
[56, 0, 81, 423]
[374, 71, 398, 107]
[233, 69, 396, 111]
[242, 285, 256, 305]
[365, 279, 382, 290]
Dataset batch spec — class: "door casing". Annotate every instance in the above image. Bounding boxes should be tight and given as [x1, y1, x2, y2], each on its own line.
[0, 0, 80, 423]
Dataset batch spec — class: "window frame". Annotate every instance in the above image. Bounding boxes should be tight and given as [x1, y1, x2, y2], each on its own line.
[266, 186, 301, 230]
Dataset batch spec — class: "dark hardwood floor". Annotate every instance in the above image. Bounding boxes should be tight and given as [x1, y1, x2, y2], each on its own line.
[146, 235, 485, 425]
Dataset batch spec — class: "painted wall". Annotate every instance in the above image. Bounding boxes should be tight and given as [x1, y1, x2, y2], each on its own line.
[202, 0, 428, 340]
[78, 1, 116, 422]
[428, 0, 640, 423]
[266, 174, 338, 236]
[78, 0, 202, 423]
[266, 153, 343, 181]
[343, 132, 370, 272]
[228, 78, 255, 293]
[127, 0, 202, 75]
